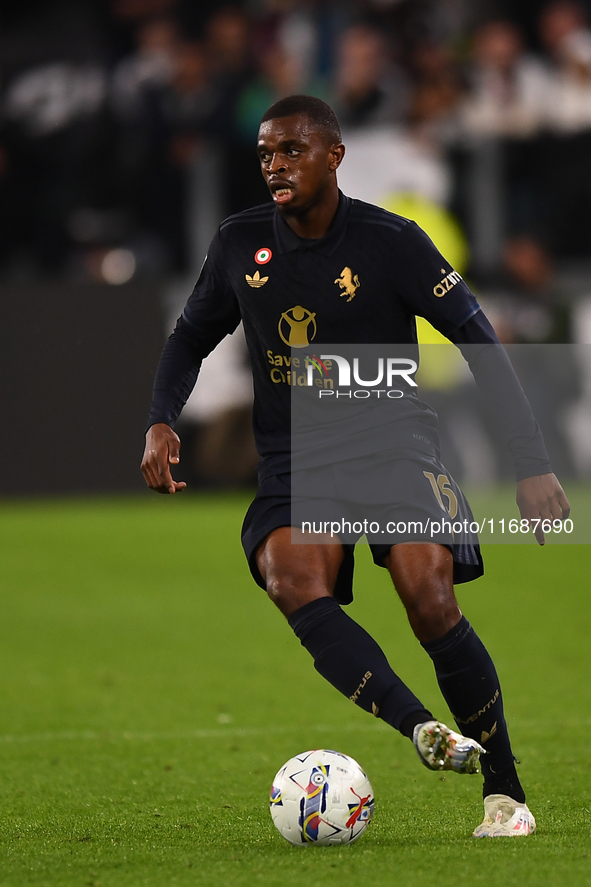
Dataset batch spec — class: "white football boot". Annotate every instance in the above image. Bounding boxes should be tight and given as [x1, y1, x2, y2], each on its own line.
[413, 720, 485, 774]
[472, 794, 536, 837]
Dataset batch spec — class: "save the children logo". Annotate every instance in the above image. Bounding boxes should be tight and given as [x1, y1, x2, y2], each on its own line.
[278, 305, 317, 347]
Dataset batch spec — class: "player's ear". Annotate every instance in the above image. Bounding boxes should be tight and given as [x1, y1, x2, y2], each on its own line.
[328, 143, 345, 172]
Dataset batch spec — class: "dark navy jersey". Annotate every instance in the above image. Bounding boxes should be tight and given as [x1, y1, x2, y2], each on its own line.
[148, 192, 550, 479]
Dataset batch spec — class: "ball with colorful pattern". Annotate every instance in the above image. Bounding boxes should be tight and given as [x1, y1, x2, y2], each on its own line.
[269, 749, 374, 846]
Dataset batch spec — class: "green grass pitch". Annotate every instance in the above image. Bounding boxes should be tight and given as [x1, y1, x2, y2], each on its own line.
[0, 492, 589, 886]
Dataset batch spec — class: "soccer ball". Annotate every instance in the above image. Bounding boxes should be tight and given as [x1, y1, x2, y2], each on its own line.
[269, 749, 374, 846]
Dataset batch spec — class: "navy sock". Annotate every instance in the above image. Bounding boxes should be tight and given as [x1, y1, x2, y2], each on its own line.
[288, 597, 432, 736]
[422, 616, 525, 802]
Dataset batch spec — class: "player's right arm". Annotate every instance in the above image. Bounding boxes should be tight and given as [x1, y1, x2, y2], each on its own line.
[141, 423, 186, 494]
[141, 231, 241, 493]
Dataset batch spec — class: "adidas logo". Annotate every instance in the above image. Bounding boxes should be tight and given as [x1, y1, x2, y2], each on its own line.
[246, 270, 269, 288]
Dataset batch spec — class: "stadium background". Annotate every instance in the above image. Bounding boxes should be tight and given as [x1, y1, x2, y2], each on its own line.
[2, 0, 591, 493]
[0, 2, 590, 885]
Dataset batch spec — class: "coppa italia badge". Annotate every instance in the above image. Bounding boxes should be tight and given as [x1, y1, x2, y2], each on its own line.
[255, 247, 272, 265]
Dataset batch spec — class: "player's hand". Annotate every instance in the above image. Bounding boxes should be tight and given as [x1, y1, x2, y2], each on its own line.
[516, 473, 570, 545]
[141, 423, 187, 494]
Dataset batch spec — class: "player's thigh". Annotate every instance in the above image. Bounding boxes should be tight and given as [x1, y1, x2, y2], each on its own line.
[384, 542, 461, 642]
[256, 526, 345, 617]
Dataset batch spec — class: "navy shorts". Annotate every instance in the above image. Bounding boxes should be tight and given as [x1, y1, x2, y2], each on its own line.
[241, 455, 483, 605]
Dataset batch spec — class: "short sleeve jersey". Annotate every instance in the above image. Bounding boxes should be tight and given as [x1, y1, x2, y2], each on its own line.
[178, 193, 480, 460]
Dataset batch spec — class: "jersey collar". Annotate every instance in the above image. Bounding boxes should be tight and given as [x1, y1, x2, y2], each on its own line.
[273, 190, 351, 257]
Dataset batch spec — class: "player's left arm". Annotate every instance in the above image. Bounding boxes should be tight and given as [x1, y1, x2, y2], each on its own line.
[395, 221, 570, 544]
[515, 474, 570, 544]
[451, 311, 570, 545]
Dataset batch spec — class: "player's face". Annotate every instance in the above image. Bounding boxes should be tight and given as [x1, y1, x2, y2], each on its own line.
[256, 115, 344, 215]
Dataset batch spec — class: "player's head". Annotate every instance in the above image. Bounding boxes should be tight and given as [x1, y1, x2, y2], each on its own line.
[260, 95, 342, 146]
[257, 95, 345, 214]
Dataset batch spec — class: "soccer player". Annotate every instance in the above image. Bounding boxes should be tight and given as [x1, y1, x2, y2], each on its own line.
[141, 95, 570, 837]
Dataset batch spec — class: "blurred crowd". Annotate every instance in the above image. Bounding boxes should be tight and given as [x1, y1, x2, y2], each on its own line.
[2, 1, 591, 316]
[3, 0, 591, 487]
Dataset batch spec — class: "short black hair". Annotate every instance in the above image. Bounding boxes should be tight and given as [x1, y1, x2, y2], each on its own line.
[260, 94, 342, 144]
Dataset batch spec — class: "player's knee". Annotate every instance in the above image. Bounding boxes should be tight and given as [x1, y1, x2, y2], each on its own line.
[265, 572, 297, 607]
[265, 568, 330, 617]
[403, 582, 461, 643]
